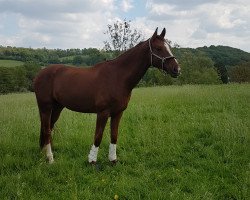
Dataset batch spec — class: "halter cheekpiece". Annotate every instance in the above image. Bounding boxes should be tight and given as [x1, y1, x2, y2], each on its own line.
[148, 38, 175, 73]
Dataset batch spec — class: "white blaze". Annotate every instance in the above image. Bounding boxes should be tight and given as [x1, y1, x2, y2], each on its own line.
[165, 42, 173, 56]
[165, 42, 179, 64]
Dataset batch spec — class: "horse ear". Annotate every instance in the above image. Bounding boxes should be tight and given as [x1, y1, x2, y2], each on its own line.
[160, 28, 166, 38]
[152, 27, 158, 39]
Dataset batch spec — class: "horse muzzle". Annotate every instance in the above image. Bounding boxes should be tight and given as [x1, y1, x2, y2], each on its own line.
[171, 66, 181, 78]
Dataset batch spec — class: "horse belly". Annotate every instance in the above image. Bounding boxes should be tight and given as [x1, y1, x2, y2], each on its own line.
[53, 74, 98, 113]
[55, 87, 98, 113]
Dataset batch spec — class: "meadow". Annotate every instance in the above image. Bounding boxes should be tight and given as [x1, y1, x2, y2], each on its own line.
[0, 84, 249, 199]
[0, 60, 24, 67]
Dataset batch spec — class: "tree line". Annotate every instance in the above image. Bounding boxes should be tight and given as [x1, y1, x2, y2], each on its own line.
[0, 44, 249, 94]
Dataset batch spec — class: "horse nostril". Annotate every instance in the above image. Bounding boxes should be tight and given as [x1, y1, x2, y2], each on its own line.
[173, 67, 181, 75]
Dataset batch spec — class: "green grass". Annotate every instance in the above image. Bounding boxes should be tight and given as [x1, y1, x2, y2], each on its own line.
[0, 84, 249, 199]
[59, 55, 75, 61]
[0, 59, 24, 67]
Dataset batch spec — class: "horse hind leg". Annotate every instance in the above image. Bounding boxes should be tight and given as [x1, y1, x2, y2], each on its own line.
[109, 111, 123, 163]
[50, 103, 64, 131]
[38, 103, 54, 163]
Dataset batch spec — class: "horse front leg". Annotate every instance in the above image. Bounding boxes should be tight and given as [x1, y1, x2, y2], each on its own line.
[109, 111, 123, 163]
[88, 111, 109, 164]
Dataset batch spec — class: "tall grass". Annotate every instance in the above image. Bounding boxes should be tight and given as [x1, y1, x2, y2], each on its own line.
[0, 84, 249, 199]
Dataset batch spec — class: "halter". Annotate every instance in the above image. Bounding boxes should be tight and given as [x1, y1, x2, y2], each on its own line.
[148, 38, 175, 73]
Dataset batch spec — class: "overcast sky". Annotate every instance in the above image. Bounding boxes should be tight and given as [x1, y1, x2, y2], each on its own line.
[0, 0, 249, 52]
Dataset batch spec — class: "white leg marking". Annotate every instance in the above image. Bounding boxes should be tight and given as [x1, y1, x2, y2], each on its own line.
[109, 143, 117, 162]
[44, 143, 54, 164]
[88, 144, 99, 163]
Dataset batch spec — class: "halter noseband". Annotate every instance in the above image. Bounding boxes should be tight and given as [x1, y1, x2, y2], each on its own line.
[148, 38, 175, 73]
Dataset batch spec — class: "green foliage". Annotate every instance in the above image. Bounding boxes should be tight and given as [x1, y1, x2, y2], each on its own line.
[198, 46, 250, 83]
[216, 64, 229, 84]
[0, 66, 28, 94]
[0, 60, 24, 67]
[139, 68, 174, 87]
[0, 62, 41, 94]
[72, 55, 85, 66]
[0, 85, 249, 199]
[23, 62, 41, 91]
[228, 62, 250, 83]
[64, 49, 114, 66]
[177, 52, 221, 84]
[198, 45, 250, 67]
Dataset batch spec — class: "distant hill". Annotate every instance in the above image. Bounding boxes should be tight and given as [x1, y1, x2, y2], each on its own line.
[197, 45, 250, 67]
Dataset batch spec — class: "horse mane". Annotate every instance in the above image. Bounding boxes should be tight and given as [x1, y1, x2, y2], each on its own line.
[105, 36, 166, 63]
[104, 40, 147, 64]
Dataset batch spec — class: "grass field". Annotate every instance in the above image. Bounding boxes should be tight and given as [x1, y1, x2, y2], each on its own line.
[0, 60, 24, 67]
[0, 84, 249, 199]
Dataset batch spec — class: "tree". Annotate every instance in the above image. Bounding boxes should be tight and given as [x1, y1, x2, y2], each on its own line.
[103, 19, 143, 53]
[23, 62, 41, 91]
[228, 62, 250, 83]
[215, 63, 229, 84]
[178, 52, 221, 84]
[0, 66, 28, 94]
[72, 55, 85, 66]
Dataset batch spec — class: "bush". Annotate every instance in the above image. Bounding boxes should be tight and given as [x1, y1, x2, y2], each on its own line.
[228, 62, 250, 83]
[178, 52, 221, 84]
[23, 62, 41, 91]
[0, 66, 28, 94]
[0, 62, 41, 94]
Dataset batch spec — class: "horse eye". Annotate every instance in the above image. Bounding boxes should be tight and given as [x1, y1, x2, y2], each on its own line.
[156, 47, 161, 51]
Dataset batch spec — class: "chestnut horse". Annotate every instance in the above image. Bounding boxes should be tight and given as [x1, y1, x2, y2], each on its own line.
[34, 28, 180, 164]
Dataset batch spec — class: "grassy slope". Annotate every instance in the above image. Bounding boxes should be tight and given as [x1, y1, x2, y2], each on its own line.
[0, 84, 249, 199]
[0, 60, 24, 67]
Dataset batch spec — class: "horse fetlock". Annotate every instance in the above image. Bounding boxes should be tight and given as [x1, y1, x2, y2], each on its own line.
[43, 143, 54, 164]
[108, 143, 117, 162]
[88, 144, 99, 163]
[47, 153, 54, 164]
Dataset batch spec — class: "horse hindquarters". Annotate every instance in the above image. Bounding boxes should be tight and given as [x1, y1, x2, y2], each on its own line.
[34, 66, 62, 163]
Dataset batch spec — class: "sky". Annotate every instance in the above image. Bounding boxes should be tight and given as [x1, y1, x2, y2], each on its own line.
[0, 0, 250, 52]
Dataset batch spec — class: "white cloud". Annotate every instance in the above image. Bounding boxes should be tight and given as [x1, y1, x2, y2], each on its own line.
[0, 0, 249, 52]
[120, 0, 134, 12]
[0, 0, 117, 48]
[144, 0, 250, 51]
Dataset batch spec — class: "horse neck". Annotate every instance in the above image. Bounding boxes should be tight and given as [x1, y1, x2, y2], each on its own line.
[112, 41, 150, 90]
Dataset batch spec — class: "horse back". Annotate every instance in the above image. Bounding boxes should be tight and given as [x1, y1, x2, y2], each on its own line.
[34, 64, 131, 114]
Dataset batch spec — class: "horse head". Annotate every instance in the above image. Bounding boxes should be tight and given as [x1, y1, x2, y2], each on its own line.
[149, 28, 181, 78]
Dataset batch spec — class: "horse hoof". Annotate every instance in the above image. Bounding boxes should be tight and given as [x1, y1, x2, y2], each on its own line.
[89, 161, 97, 165]
[48, 160, 54, 164]
[47, 158, 54, 164]
[110, 160, 118, 166]
[89, 161, 101, 171]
